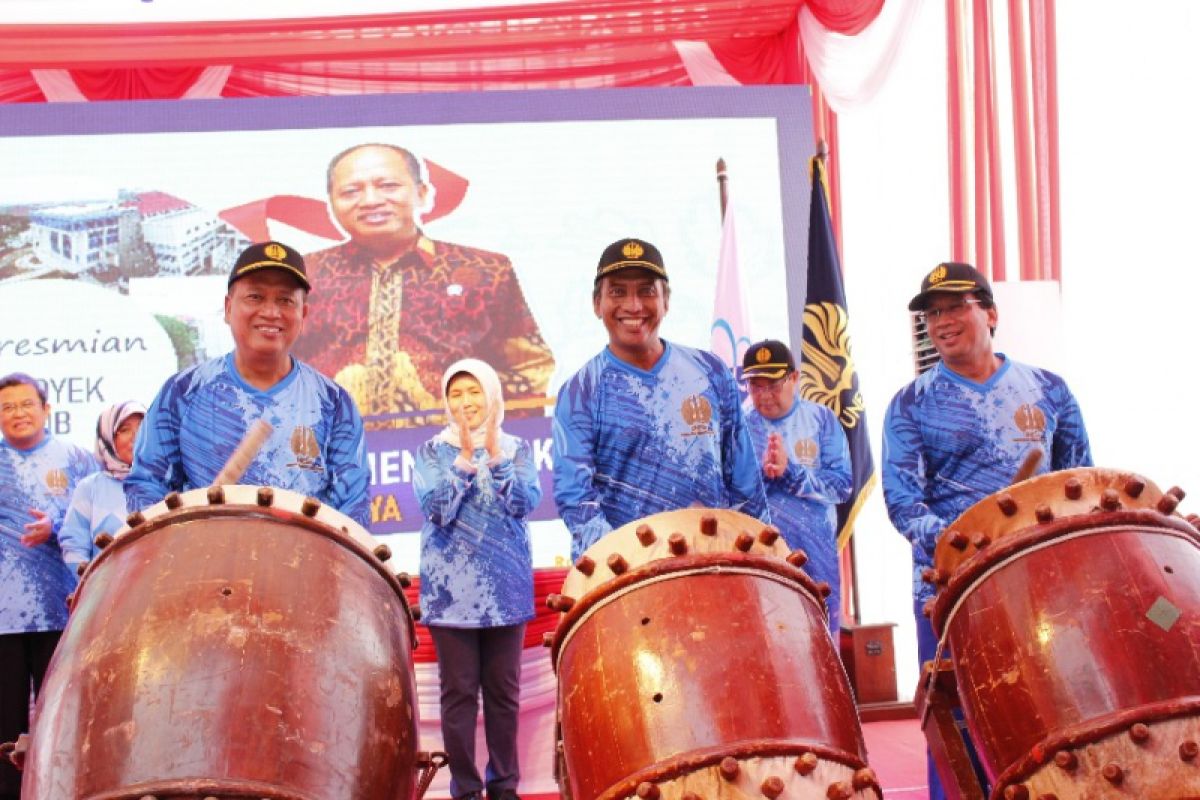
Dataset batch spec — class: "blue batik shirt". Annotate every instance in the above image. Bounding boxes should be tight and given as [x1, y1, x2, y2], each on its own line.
[553, 341, 769, 560]
[126, 354, 371, 528]
[59, 471, 129, 565]
[745, 398, 852, 630]
[413, 435, 540, 628]
[0, 437, 98, 634]
[882, 356, 1092, 603]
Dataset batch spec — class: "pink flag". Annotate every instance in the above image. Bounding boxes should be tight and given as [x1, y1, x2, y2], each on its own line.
[709, 200, 752, 371]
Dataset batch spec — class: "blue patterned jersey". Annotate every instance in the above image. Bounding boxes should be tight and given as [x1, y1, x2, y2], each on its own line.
[882, 356, 1092, 602]
[126, 354, 371, 527]
[59, 472, 129, 565]
[745, 398, 851, 630]
[413, 435, 540, 627]
[553, 341, 769, 559]
[0, 437, 98, 634]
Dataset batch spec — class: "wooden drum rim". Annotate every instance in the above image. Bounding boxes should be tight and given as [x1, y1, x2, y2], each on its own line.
[550, 552, 824, 668]
[583, 738, 875, 800]
[989, 695, 1200, 798]
[77, 502, 417, 645]
[931, 510, 1200, 635]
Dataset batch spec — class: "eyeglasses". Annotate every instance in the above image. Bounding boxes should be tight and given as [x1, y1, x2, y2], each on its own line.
[919, 297, 982, 323]
[745, 376, 791, 394]
[0, 399, 41, 416]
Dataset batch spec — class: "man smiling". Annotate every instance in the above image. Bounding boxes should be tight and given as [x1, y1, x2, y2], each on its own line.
[294, 143, 554, 424]
[126, 241, 370, 526]
[881, 261, 1092, 799]
[0, 373, 97, 800]
[552, 237, 767, 559]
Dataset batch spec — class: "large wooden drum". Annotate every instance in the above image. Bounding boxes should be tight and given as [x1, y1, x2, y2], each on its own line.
[929, 468, 1200, 798]
[549, 508, 880, 800]
[22, 485, 420, 800]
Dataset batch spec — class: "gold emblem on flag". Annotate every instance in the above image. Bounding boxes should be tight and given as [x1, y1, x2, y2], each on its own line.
[44, 468, 68, 496]
[680, 394, 714, 436]
[794, 438, 819, 466]
[264, 243, 288, 262]
[929, 265, 947, 284]
[798, 301, 866, 429]
[1013, 404, 1046, 442]
[287, 425, 324, 471]
[755, 347, 771, 364]
[622, 241, 644, 260]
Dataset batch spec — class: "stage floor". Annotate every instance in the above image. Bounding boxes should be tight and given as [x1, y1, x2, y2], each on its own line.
[862, 718, 930, 798]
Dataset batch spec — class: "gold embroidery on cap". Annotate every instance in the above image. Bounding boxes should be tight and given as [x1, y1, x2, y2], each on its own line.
[929, 265, 947, 284]
[755, 347, 771, 364]
[264, 243, 287, 262]
[621, 241, 644, 260]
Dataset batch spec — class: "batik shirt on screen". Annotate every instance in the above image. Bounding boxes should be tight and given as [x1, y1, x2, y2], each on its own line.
[413, 435, 540, 627]
[882, 356, 1092, 604]
[0, 437, 98, 634]
[553, 341, 769, 560]
[745, 399, 851, 628]
[125, 354, 371, 527]
[295, 236, 554, 425]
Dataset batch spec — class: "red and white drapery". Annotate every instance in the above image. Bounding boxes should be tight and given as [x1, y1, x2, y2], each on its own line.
[0, 0, 1065, 287]
[946, 0, 1060, 283]
[0, 0, 910, 240]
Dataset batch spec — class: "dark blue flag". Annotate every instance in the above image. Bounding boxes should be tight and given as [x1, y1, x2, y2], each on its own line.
[798, 157, 876, 548]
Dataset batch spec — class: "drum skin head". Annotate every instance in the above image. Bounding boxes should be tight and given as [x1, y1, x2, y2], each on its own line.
[932, 467, 1176, 578]
[560, 507, 794, 601]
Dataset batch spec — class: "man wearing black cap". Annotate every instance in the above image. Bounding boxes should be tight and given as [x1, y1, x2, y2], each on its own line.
[125, 241, 371, 526]
[741, 339, 851, 634]
[552, 237, 768, 560]
[881, 261, 1091, 799]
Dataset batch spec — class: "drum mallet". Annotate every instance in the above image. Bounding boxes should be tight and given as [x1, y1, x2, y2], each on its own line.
[212, 419, 274, 486]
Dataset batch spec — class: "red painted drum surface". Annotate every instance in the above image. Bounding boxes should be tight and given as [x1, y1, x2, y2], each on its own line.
[22, 486, 419, 800]
[929, 468, 1200, 797]
[551, 509, 880, 800]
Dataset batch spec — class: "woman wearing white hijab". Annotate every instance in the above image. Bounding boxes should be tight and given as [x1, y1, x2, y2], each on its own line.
[412, 358, 540, 800]
[59, 400, 146, 568]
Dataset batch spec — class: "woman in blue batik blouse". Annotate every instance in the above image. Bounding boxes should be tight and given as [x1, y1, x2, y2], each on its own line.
[413, 358, 540, 800]
[59, 400, 146, 569]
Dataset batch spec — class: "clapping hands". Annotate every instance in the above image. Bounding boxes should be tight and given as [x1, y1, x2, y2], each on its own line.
[456, 408, 503, 461]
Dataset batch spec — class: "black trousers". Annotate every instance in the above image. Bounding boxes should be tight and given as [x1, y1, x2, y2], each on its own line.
[429, 623, 526, 800]
[0, 631, 61, 799]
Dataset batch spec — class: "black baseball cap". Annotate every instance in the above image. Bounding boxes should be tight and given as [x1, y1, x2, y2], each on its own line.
[908, 261, 992, 311]
[741, 339, 795, 380]
[595, 238, 668, 283]
[228, 241, 310, 291]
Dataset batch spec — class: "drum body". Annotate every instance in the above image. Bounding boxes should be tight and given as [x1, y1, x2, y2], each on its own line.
[930, 468, 1200, 798]
[22, 486, 419, 800]
[551, 509, 880, 800]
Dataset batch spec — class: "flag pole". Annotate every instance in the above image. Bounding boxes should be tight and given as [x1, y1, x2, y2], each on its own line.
[716, 157, 729, 221]
[815, 138, 862, 627]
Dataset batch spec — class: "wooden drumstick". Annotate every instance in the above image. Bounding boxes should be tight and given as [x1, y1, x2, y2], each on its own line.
[211, 419, 273, 486]
[1011, 447, 1044, 485]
